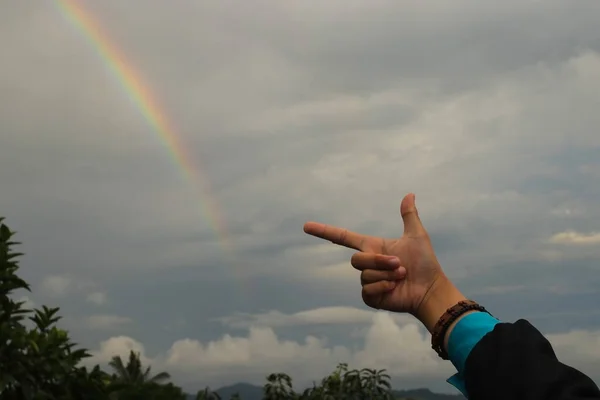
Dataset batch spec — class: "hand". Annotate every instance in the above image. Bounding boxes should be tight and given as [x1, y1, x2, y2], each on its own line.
[303, 193, 448, 319]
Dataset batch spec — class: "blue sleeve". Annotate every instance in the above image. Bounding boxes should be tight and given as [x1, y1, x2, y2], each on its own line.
[445, 312, 500, 397]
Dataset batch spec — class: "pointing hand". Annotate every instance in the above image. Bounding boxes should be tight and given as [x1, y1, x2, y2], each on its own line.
[303, 194, 446, 317]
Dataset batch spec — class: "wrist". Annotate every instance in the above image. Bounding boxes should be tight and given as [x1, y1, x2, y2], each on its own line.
[415, 275, 467, 334]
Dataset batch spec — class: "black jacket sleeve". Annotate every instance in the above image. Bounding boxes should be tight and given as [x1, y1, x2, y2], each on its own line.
[463, 319, 600, 400]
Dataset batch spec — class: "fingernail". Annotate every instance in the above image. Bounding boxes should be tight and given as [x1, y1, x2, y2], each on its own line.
[386, 257, 400, 266]
[387, 281, 397, 291]
[396, 267, 407, 277]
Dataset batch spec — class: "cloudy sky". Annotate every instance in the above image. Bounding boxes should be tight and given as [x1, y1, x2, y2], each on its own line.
[2, 0, 600, 394]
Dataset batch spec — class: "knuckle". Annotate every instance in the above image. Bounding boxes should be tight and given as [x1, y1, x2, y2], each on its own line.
[337, 229, 348, 245]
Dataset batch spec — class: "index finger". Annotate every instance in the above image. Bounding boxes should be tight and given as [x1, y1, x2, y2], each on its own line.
[303, 221, 368, 251]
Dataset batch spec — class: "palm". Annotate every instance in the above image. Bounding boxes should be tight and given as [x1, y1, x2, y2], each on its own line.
[304, 194, 443, 315]
[375, 236, 440, 313]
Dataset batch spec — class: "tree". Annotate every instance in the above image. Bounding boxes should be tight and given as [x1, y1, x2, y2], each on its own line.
[109, 350, 171, 385]
[0, 217, 111, 399]
[108, 350, 180, 399]
[264, 373, 296, 400]
[296, 363, 394, 400]
[111, 381, 186, 400]
[196, 386, 222, 399]
[357, 368, 393, 399]
[301, 363, 349, 399]
[147, 382, 187, 399]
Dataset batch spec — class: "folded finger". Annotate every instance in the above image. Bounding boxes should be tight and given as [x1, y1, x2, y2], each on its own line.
[362, 281, 396, 297]
[304, 221, 369, 250]
[351, 252, 401, 271]
[361, 268, 406, 285]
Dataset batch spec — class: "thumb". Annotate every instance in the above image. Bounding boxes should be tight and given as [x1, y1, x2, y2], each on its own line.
[400, 193, 426, 236]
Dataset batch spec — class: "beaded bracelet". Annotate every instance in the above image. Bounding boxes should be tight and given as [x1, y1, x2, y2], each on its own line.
[431, 299, 490, 360]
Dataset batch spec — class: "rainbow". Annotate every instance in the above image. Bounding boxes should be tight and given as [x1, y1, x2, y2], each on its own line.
[55, 0, 233, 256]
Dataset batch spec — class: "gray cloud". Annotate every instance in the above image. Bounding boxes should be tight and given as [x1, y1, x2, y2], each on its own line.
[86, 314, 133, 331]
[2, 0, 600, 393]
[216, 306, 413, 329]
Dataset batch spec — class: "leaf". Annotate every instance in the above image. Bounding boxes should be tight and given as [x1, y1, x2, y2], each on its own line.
[0, 223, 13, 241]
[29, 340, 39, 353]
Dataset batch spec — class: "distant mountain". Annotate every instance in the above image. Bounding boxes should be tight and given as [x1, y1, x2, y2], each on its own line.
[186, 383, 466, 400]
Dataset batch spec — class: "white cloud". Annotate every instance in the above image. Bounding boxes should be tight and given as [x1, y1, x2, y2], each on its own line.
[550, 230, 600, 245]
[86, 315, 133, 330]
[88, 310, 600, 391]
[90, 312, 451, 389]
[86, 291, 107, 306]
[90, 335, 152, 367]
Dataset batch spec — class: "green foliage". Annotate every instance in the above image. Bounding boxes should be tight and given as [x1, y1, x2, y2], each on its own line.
[0, 217, 111, 399]
[264, 373, 295, 400]
[108, 350, 184, 399]
[108, 350, 172, 386]
[108, 381, 186, 400]
[259, 363, 394, 399]
[298, 363, 394, 400]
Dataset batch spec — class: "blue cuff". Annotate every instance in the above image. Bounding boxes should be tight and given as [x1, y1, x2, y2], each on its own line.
[445, 312, 500, 397]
